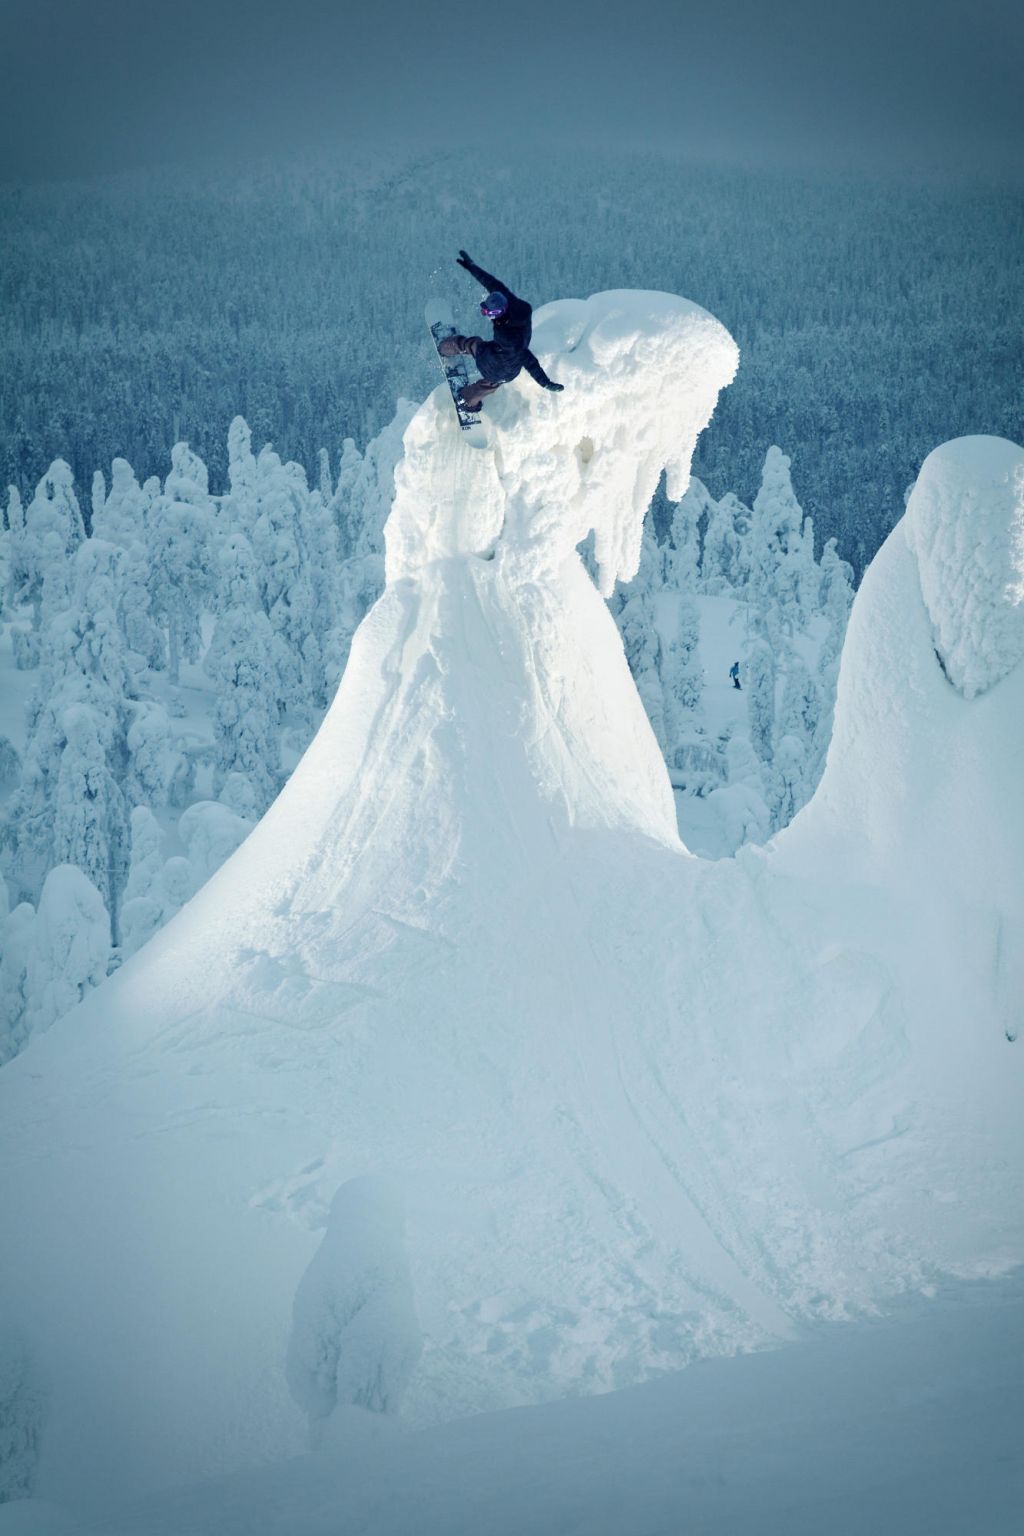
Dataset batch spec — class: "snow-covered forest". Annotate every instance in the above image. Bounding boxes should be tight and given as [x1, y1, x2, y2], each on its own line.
[0, 402, 853, 1063]
[3, 150, 1021, 574]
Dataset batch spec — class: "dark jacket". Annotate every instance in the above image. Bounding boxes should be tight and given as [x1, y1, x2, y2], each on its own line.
[461, 258, 554, 388]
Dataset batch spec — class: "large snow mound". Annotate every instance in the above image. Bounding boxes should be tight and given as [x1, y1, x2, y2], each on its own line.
[389, 291, 737, 595]
[903, 435, 1024, 698]
[0, 295, 1020, 1512]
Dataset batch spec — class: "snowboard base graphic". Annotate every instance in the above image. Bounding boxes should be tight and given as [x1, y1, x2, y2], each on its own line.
[426, 299, 484, 431]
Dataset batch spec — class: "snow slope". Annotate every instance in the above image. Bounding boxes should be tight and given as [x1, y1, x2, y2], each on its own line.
[0, 296, 1021, 1514]
[38, 1275, 1024, 1536]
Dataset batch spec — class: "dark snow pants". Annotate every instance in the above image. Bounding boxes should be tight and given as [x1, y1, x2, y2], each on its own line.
[438, 334, 505, 409]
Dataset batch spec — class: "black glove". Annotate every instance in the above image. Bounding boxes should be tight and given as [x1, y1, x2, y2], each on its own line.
[545, 381, 564, 392]
[456, 250, 473, 268]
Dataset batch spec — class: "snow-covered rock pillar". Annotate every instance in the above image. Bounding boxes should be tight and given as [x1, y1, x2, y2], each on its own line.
[382, 292, 738, 848]
[387, 291, 738, 593]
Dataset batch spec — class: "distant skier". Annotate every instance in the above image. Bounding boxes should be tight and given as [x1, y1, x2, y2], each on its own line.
[729, 661, 742, 690]
[439, 251, 564, 412]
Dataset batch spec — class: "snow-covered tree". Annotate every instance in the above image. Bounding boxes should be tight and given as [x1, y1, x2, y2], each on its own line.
[286, 1178, 422, 1435]
[327, 403, 418, 679]
[122, 806, 165, 907]
[331, 437, 365, 560]
[332, 401, 417, 565]
[748, 447, 806, 642]
[21, 865, 110, 1040]
[91, 458, 163, 668]
[701, 493, 746, 593]
[299, 489, 340, 705]
[120, 807, 180, 960]
[3, 537, 137, 922]
[53, 704, 129, 932]
[745, 638, 776, 762]
[147, 497, 215, 683]
[125, 700, 182, 810]
[662, 592, 704, 747]
[205, 531, 281, 814]
[249, 448, 322, 719]
[175, 801, 252, 891]
[768, 733, 808, 829]
[778, 656, 822, 747]
[318, 446, 333, 504]
[0, 895, 35, 1066]
[665, 479, 707, 590]
[818, 536, 855, 668]
[0, 737, 21, 793]
[617, 590, 666, 749]
[796, 516, 819, 622]
[705, 732, 771, 852]
[5, 460, 85, 633]
[163, 442, 212, 508]
[121, 810, 216, 961]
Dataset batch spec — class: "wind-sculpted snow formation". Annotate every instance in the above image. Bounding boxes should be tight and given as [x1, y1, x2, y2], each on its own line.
[0, 295, 1021, 1511]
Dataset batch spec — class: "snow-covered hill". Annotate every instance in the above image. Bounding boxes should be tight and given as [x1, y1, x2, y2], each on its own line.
[0, 291, 1020, 1519]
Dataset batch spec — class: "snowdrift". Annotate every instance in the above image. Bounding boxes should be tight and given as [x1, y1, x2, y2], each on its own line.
[0, 295, 1021, 1510]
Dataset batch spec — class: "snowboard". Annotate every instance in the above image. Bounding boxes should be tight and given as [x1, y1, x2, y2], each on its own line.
[426, 299, 482, 431]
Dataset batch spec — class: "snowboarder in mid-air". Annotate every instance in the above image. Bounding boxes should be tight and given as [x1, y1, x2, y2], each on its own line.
[440, 251, 564, 413]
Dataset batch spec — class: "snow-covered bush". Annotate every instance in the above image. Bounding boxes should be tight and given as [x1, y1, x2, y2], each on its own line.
[22, 866, 111, 1040]
[286, 1178, 423, 1437]
[5, 461, 85, 632]
[177, 802, 253, 887]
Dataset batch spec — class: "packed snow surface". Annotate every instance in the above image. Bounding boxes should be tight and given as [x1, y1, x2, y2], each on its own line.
[27, 1276, 1024, 1536]
[0, 293, 1020, 1515]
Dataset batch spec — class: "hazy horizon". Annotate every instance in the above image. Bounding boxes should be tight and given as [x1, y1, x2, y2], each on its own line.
[2, 0, 1021, 184]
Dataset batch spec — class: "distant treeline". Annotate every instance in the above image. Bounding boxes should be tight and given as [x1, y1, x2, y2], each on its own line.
[2, 149, 1021, 574]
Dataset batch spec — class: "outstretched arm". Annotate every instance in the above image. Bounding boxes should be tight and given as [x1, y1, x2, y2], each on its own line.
[456, 250, 513, 298]
[522, 350, 563, 392]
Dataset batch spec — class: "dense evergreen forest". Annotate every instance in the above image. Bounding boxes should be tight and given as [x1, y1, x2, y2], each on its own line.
[3, 148, 1021, 574]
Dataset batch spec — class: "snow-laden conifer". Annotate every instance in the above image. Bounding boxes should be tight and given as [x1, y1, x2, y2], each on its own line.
[701, 492, 745, 593]
[205, 530, 281, 816]
[617, 588, 667, 750]
[745, 638, 776, 762]
[177, 801, 253, 888]
[0, 899, 35, 1067]
[22, 865, 110, 1039]
[662, 594, 704, 750]
[125, 700, 181, 810]
[818, 537, 855, 669]
[665, 479, 706, 590]
[91, 459, 164, 667]
[6, 461, 85, 634]
[120, 807, 170, 959]
[147, 494, 215, 684]
[53, 704, 129, 931]
[768, 732, 808, 829]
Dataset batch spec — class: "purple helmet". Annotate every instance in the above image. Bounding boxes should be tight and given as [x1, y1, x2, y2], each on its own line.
[481, 291, 508, 319]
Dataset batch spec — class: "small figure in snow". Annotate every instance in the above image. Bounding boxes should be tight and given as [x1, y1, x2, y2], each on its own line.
[729, 661, 742, 690]
[440, 251, 564, 412]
